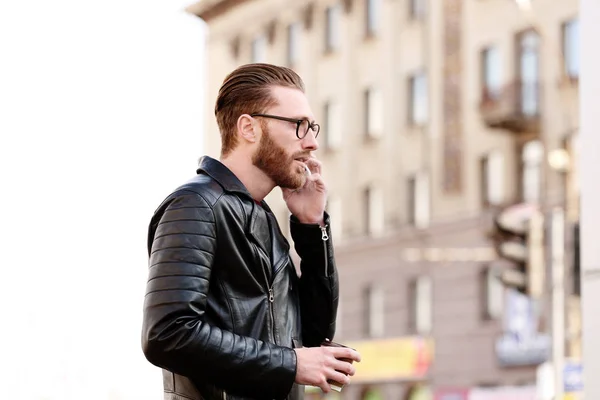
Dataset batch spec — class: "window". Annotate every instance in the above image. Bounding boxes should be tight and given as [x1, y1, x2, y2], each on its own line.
[365, 0, 381, 36]
[323, 101, 342, 149]
[409, 0, 426, 19]
[480, 150, 504, 206]
[408, 177, 415, 225]
[325, 5, 341, 52]
[481, 46, 502, 100]
[412, 276, 432, 334]
[365, 87, 383, 138]
[482, 266, 504, 320]
[251, 35, 267, 63]
[365, 285, 384, 337]
[230, 36, 241, 60]
[521, 140, 543, 203]
[518, 31, 540, 116]
[573, 223, 581, 296]
[407, 172, 430, 228]
[562, 18, 579, 79]
[408, 71, 428, 126]
[364, 186, 384, 236]
[287, 22, 301, 67]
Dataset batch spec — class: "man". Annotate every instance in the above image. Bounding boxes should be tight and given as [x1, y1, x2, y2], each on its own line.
[142, 63, 361, 400]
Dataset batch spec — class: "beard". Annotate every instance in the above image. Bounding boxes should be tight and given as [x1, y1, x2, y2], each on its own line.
[252, 124, 306, 189]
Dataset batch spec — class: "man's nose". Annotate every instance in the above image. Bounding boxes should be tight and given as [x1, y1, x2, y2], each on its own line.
[301, 131, 319, 150]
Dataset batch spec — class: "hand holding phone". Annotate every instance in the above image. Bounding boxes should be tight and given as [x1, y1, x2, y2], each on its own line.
[282, 157, 327, 225]
[304, 164, 312, 177]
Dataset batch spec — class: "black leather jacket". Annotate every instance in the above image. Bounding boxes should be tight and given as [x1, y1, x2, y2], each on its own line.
[142, 156, 339, 400]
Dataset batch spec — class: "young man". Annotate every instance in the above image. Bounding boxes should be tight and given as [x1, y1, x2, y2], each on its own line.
[142, 63, 361, 400]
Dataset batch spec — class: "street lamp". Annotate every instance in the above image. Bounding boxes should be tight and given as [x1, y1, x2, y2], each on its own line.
[547, 149, 570, 173]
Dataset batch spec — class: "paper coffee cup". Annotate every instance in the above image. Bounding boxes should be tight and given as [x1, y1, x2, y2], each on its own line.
[320, 339, 354, 392]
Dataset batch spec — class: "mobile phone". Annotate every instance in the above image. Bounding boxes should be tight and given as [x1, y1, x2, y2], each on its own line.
[304, 164, 312, 177]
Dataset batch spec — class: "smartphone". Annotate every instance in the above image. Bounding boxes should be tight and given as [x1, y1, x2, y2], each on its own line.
[304, 164, 312, 177]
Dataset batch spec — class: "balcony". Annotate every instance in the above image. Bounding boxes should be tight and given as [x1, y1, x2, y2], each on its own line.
[479, 81, 541, 134]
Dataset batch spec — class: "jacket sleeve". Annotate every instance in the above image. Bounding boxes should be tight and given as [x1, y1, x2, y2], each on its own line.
[142, 190, 297, 399]
[290, 212, 339, 347]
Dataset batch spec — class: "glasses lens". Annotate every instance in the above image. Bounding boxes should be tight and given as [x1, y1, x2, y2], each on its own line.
[298, 119, 310, 138]
[311, 123, 320, 139]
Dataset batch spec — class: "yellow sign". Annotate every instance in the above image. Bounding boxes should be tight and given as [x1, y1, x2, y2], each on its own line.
[563, 393, 583, 400]
[345, 337, 434, 382]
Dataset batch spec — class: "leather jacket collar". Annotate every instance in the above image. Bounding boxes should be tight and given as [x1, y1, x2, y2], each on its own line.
[196, 156, 251, 198]
[196, 156, 274, 211]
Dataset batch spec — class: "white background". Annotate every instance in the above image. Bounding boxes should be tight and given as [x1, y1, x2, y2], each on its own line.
[0, 0, 207, 398]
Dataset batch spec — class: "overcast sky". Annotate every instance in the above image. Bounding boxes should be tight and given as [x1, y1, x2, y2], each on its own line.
[1, 1, 207, 398]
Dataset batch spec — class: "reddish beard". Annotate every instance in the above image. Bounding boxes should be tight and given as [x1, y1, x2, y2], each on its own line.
[252, 125, 305, 189]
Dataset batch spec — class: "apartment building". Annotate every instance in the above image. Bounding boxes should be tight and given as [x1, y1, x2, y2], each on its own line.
[187, 0, 580, 399]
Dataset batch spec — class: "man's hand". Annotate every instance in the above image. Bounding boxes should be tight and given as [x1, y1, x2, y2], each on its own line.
[294, 345, 361, 393]
[282, 157, 327, 225]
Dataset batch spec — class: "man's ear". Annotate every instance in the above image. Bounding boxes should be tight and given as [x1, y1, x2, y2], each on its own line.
[237, 114, 258, 144]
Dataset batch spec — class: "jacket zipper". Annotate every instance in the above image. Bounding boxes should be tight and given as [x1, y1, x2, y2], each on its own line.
[264, 257, 291, 345]
[266, 215, 289, 345]
[256, 231, 288, 345]
[259, 219, 329, 344]
[260, 259, 278, 344]
[268, 287, 276, 339]
[320, 225, 329, 276]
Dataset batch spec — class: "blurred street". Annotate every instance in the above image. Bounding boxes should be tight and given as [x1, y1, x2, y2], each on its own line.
[189, 0, 582, 399]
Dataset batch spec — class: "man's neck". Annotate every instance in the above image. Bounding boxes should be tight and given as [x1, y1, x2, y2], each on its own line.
[220, 155, 275, 202]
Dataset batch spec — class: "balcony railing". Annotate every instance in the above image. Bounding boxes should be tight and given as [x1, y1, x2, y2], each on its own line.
[479, 81, 541, 134]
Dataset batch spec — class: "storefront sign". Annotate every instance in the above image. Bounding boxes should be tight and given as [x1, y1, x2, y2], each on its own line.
[564, 359, 583, 393]
[345, 337, 434, 382]
[562, 394, 583, 400]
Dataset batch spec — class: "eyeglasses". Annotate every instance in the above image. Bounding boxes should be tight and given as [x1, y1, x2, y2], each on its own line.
[250, 113, 320, 139]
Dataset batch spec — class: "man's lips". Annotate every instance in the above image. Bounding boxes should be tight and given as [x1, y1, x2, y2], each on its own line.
[294, 157, 309, 163]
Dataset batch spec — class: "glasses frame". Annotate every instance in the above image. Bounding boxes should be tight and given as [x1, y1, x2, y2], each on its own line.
[250, 113, 320, 139]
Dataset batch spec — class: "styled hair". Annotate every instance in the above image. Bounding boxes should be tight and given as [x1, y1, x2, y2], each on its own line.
[215, 63, 305, 157]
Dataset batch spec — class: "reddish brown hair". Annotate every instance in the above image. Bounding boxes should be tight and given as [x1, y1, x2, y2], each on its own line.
[215, 63, 305, 157]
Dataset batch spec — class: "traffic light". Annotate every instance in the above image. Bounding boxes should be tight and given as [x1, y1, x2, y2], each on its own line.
[492, 203, 545, 298]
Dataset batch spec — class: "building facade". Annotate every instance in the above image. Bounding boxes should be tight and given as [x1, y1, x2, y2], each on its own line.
[187, 0, 581, 399]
